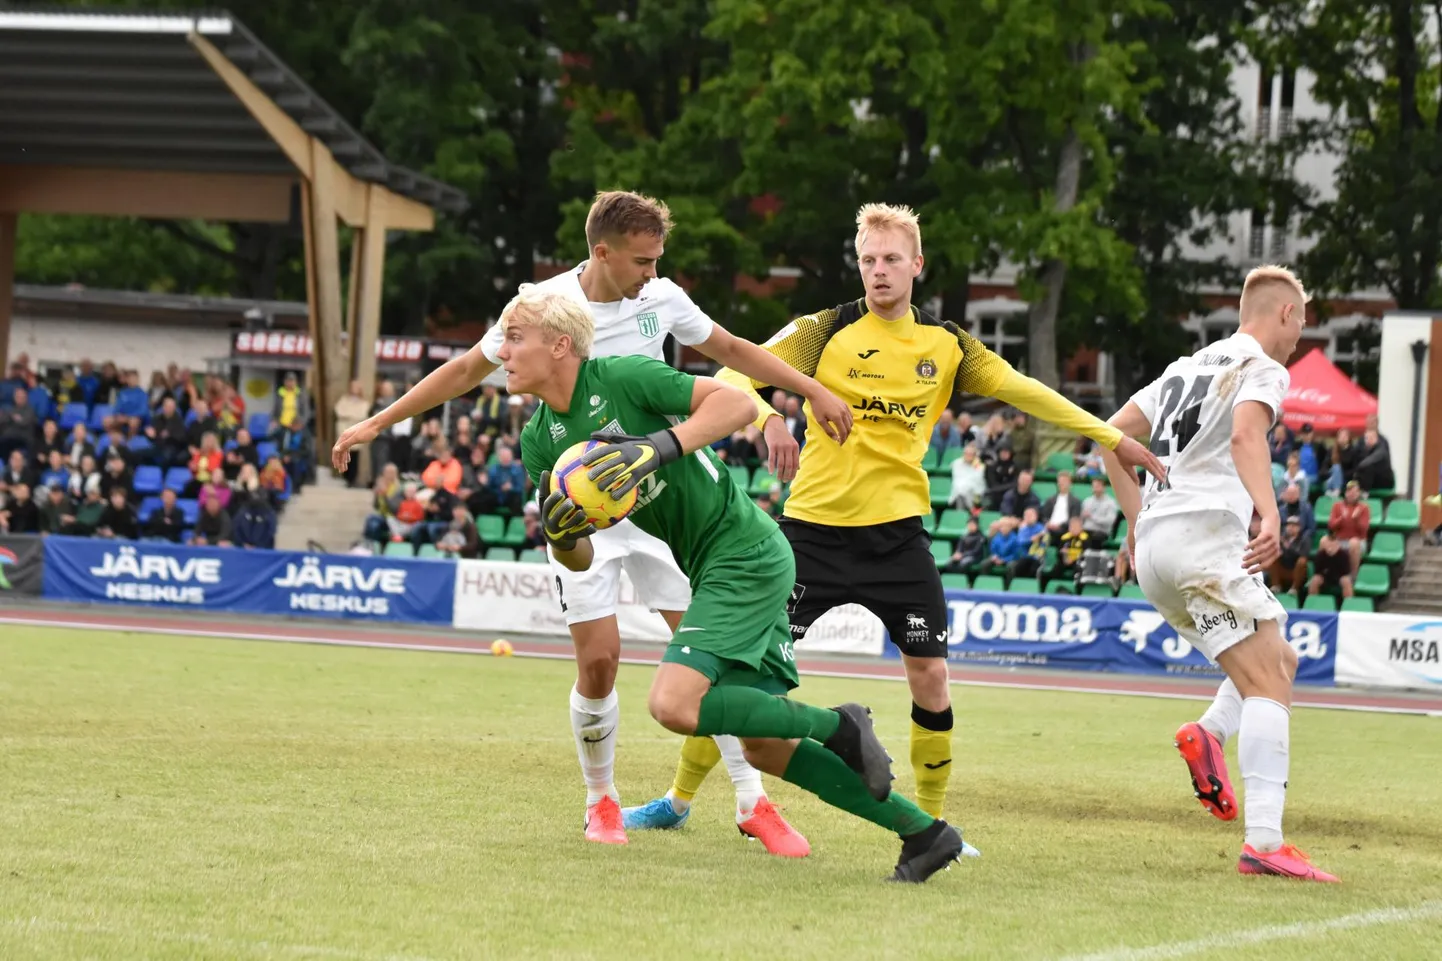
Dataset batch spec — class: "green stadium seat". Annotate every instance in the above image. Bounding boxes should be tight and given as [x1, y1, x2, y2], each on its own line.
[499, 516, 529, 547]
[1106, 518, 1128, 549]
[940, 573, 970, 590]
[1046, 580, 1077, 595]
[383, 541, 413, 558]
[936, 509, 970, 539]
[476, 514, 506, 543]
[1081, 583, 1115, 598]
[971, 575, 1006, 593]
[1367, 531, 1406, 565]
[920, 449, 939, 473]
[1370, 486, 1395, 500]
[977, 511, 1002, 533]
[519, 548, 549, 564]
[728, 464, 751, 489]
[416, 544, 442, 559]
[1340, 596, 1375, 613]
[1118, 583, 1147, 600]
[921, 513, 938, 534]
[940, 448, 964, 469]
[1032, 481, 1058, 503]
[1275, 592, 1299, 610]
[484, 546, 515, 561]
[1313, 495, 1337, 522]
[930, 539, 953, 567]
[1303, 593, 1337, 612]
[1366, 497, 1386, 520]
[749, 468, 780, 496]
[1009, 577, 1041, 595]
[1044, 451, 1076, 474]
[1354, 563, 1390, 597]
[1379, 499, 1420, 533]
[929, 475, 952, 509]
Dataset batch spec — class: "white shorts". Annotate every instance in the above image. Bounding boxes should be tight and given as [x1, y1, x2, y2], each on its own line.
[1134, 509, 1288, 663]
[548, 519, 692, 625]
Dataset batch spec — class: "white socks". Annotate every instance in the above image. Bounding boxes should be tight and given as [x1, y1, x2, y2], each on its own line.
[1238, 697, 1290, 853]
[569, 686, 620, 806]
[715, 734, 765, 820]
[1199, 678, 1243, 745]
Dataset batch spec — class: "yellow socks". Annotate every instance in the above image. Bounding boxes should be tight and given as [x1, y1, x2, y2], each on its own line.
[909, 704, 954, 818]
[670, 735, 723, 803]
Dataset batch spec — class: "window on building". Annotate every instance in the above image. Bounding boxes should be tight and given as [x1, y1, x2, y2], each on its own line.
[1278, 69, 1296, 137]
[1248, 208, 1267, 260]
[975, 315, 1029, 373]
[1256, 68, 1273, 140]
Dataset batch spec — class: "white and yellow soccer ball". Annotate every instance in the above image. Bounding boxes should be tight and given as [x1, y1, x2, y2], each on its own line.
[552, 440, 638, 531]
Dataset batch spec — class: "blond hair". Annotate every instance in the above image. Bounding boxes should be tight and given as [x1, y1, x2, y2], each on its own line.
[585, 190, 674, 248]
[499, 284, 594, 359]
[1239, 264, 1310, 323]
[854, 202, 922, 258]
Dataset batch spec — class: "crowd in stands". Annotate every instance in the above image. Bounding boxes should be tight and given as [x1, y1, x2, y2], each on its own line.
[0, 354, 314, 549]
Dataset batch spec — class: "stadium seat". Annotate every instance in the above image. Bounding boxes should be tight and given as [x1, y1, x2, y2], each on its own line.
[977, 510, 1002, 533]
[1081, 583, 1114, 598]
[930, 539, 953, 567]
[184, 408, 201, 426]
[96, 434, 111, 456]
[163, 467, 192, 492]
[484, 546, 515, 561]
[1367, 531, 1406, 565]
[1366, 497, 1386, 520]
[177, 498, 199, 526]
[501, 517, 529, 547]
[59, 403, 87, 431]
[476, 515, 507, 543]
[920, 449, 939, 473]
[1354, 564, 1390, 597]
[749, 467, 780, 496]
[1370, 486, 1395, 500]
[248, 412, 272, 438]
[1303, 593, 1337, 612]
[971, 575, 1006, 593]
[384, 541, 414, 557]
[127, 435, 153, 458]
[1107, 518, 1128, 549]
[921, 513, 938, 534]
[1009, 577, 1041, 595]
[138, 496, 163, 523]
[928, 475, 952, 509]
[1312, 495, 1337, 521]
[1037, 451, 1075, 479]
[256, 441, 279, 464]
[416, 544, 442, 559]
[935, 509, 969, 539]
[133, 465, 163, 495]
[87, 404, 112, 431]
[728, 464, 750, 490]
[1031, 481, 1058, 502]
[1118, 583, 1147, 600]
[1379, 499, 1420, 533]
[519, 548, 548, 564]
[940, 448, 964, 469]
[1275, 592, 1299, 610]
[1341, 596, 1375, 613]
[940, 573, 970, 590]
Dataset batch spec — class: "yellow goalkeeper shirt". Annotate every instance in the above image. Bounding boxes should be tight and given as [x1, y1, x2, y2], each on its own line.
[717, 299, 1125, 527]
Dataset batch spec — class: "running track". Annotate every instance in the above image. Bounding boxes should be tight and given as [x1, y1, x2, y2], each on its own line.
[5, 603, 1442, 716]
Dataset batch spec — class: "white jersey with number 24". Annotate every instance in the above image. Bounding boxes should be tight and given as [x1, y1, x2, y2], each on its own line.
[1129, 332, 1289, 534]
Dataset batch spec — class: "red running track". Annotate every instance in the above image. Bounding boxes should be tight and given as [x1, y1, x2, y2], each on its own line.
[4, 604, 1441, 716]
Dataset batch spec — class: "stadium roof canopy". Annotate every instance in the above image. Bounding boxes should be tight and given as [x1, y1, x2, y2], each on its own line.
[0, 7, 468, 448]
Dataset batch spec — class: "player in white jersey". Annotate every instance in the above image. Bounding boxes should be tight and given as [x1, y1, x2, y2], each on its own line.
[332, 191, 851, 854]
[1100, 265, 1337, 882]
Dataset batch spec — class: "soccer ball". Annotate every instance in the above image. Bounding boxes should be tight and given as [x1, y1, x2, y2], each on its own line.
[491, 639, 514, 657]
[553, 440, 637, 530]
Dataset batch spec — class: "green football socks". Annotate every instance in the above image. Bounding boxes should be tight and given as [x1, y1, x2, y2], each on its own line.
[782, 739, 935, 837]
[694, 686, 840, 741]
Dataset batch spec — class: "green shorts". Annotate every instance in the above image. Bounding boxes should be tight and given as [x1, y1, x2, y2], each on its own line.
[661, 526, 799, 694]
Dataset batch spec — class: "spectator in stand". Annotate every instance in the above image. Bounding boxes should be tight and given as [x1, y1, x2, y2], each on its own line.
[74, 359, 99, 406]
[1269, 423, 1292, 465]
[214, 382, 245, 434]
[32, 420, 61, 470]
[1073, 438, 1104, 481]
[192, 493, 233, 547]
[754, 485, 784, 519]
[1325, 427, 1357, 496]
[147, 371, 171, 410]
[412, 476, 459, 554]
[984, 445, 1018, 510]
[929, 408, 966, 459]
[95, 488, 138, 540]
[146, 395, 188, 468]
[226, 464, 260, 514]
[720, 425, 760, 467]
[472, 385, 506, 439]
[114, 370, 150, 424]
[38, 484, 75, 535]
[943, 516, 987, 574]
[186, 403, 219, 453]
[0, 387, 37, 462]
[367, 379, 398, 473]
[1293, 423, 1324, 486]
[453, 421, 476, 468]
[781, 395, 807, 447]
[1352, 423, 1394, 492]
[1276, 483, 1315, 544]
[1040, 470, 1082, 534]
[1080, 477, 1118, 540]
[1052, 515, 1096, 583]
[391, 483, 426, 542]
[65, 423, 96, 470]
[275, 371, 309, 435]
[422, 439, 464, 495]
[519, 501, 545, 551]
[1277, 450, 1310, 496]
[189, 431, 224, 495]
[1006, 411, 1036, 470]
[38, 449, 71, 495]
[1308, 533, 1355, 600]
[232, 427, 259, 469]
[145, 488, 187, 543]
[954, 410, 977, 448]
[0, 482, 39, 533]
[97, 361, 122, 407]
[999, 469, 1042, 521]
[103, 426, 133, 469]
[70, 453, 102, 501]
[232, 494, 277, 550]
[198, 476, 232, 513]
[258, 455, 287, 500]
[976, 413, 1008, 463]
[1010, 506, 1048, 578]
[435, 505, 482, 559]
[488, 446, 527, 516]
[364, 465, 404, 546]
[333, 379, 371, 487]
[0, 362, 30, 405]
[503, 393, 531, 438]
[5, 448, 36, 489]
[1328, 480, 1371, 575]
[71, 480, 106, 535]
[948, 443, 987, 511]
[985, 514, 1026, 571]
[1269, 515, 1310, 597]
[411, 418, 443, 473]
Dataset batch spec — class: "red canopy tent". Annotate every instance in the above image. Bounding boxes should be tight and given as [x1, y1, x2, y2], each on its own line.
[1281, 348, 1378, 433]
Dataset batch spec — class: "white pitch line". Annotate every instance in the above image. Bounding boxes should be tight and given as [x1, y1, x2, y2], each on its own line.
[1054, 901, 1442, 961]
[5, 917, 440, 961]
[2, 613, 1437, 716]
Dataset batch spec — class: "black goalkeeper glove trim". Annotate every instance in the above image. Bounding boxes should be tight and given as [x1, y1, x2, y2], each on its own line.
[579, 428, 683, 500]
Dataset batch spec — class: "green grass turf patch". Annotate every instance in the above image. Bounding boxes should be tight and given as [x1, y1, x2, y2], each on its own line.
[1, 626, 1440, 961]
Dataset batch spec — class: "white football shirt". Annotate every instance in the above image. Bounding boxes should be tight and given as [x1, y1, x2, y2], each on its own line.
[1130, 332, 1289, 533]
[480, 263, 715, 364]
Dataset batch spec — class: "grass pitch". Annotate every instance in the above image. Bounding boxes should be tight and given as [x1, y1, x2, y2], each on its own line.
[1, 627, 1440, 961]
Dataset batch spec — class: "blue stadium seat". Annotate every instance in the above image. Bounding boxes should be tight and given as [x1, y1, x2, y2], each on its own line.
[96, 434, 111, 456]
[127, 435, 154, 458]
[133, 465, 164, 495]
[177, 498, 199, 526]
[163, 467, 193, 492]
[256, 441, 279, 463]
[138, 496, 163, 523]
[184, 408, 201, 426]
[87, 404, 113, 431]
[59, 403, 88, 431]
[248, 412, 272, 438]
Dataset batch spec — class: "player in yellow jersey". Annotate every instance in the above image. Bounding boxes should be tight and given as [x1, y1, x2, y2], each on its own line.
[622, 204, 1166, 837]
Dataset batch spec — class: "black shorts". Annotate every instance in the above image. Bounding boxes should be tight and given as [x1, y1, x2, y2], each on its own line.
[781, 516, 949, 658]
